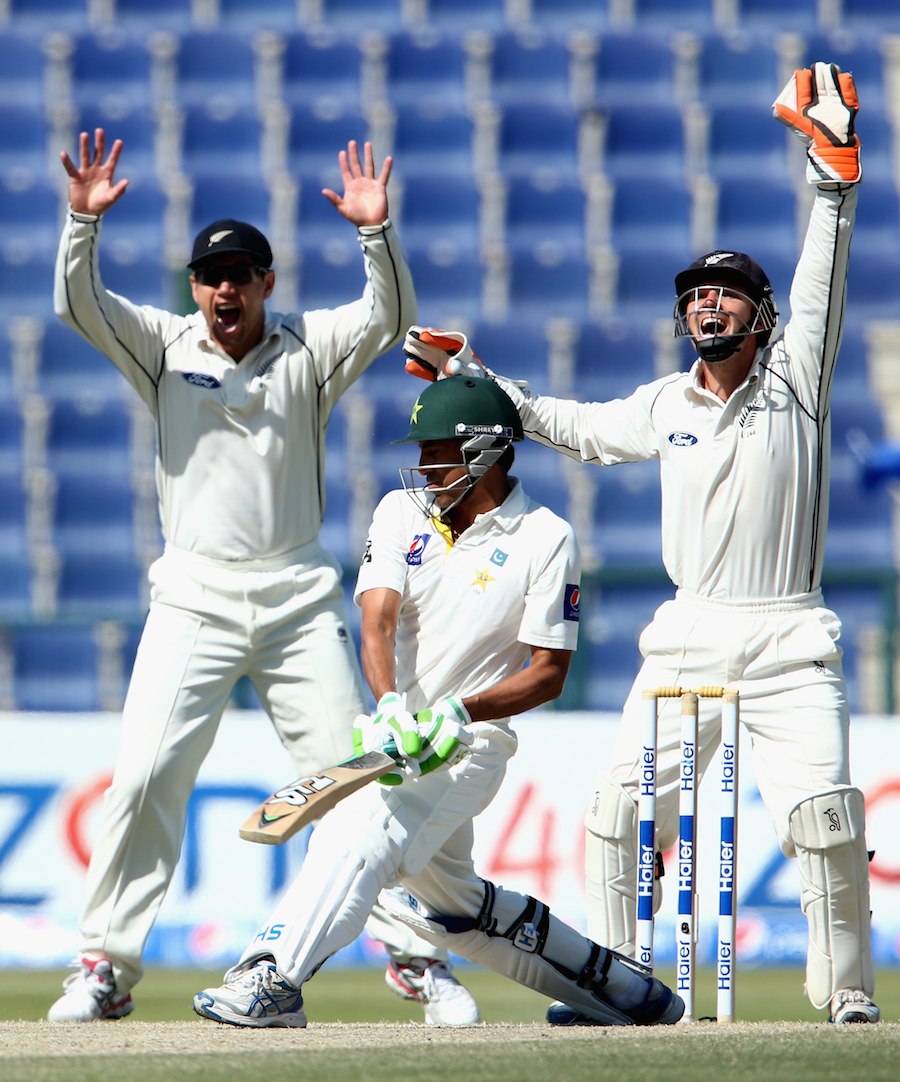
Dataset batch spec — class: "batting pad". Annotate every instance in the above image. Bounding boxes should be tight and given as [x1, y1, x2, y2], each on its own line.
[788, 787, 874, 1007]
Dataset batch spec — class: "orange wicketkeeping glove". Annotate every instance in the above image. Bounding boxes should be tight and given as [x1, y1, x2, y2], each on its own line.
[402, 326, 489, 381]
[773, 61, 861, 184]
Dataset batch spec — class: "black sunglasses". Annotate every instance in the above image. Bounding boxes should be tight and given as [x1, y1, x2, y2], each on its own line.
[194, 265, 268, 287]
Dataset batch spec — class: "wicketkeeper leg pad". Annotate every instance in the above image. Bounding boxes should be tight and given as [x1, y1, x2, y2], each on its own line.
[585, 777, 654, 955]
[788, 787, 874, 1007]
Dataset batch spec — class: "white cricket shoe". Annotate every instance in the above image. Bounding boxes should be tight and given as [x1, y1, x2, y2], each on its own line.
[385, 957, 480, 1026]
[48, 957, 135, 1023]
[829, 989, 881, 1024]
[193, 960, 307, 1028]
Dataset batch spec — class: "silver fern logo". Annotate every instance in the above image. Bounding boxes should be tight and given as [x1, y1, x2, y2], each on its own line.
[738, 390, 766, 433]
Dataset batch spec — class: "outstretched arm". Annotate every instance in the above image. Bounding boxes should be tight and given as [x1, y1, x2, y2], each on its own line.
[60, 128, 129, 215]
[322, 139, 391, 227]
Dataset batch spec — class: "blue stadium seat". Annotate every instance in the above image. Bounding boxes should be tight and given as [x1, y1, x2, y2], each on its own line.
[468, 319, 551, 385]
[171, 31, 259, 107]
[735, 0, 821, 32]
[845, 251, 900, 320]
[189, 173, 274, 245]
[424, 0, 509, 31]
[602, 103, 687, 180]
[279, 29, 367, 110]
[0, 327, 13, 398]
[0, 553, 32, 620]
[296, 176, 348, 249]
[827, 454, 895, 568]
[285, 101, 371, 183]
[317, 0, 404, 29]
[67, 30, 156, 110]
[36, 320, 123, 401]
[217, 0, 297, 30]
[0, 30, 47, 106]
[574, 321, 657, 402]
[404, 244, 484, 326]
[12, 625, 101, 711]
[712, 177, 799, 258]
[179, 100, 265, 179]
[56, 552, 146, 619]
[0, 473, 28, 561]
[506, 247, 592, 322]
[0, 102, 51, 179]
[45, 398, 134, 480]
[592, 460, 663, 566]
[821, 578, 891, 714]
[111, 0, 199, 31]
[705, 102, 792, 181]
[7, 0, 91, 31]
[0, 173, 62, 259]
[396, 172, 482, 252]
[390, 102, 477, 177]
[0, 401, 25, 477]
[0, 247, 56, 319]
[380, 29, 473, 109]
[831, 318, 872, 391]
[297, 241, 367, 310]
[494, 102, 584, 178]
[96, 176, 169, 255]
[851, 178, 900, 258]
[53, 473, 138, 559]
[691, 30, 782, 106]
[99, 246, 168, 308]
[580, 579, 671, 710]
[840, 0, 900, 31]
[502, 172, 587, 256]
[613, 246, 684, 322]
[631, 0, 717, 31]
[73, 102, 163, 183]
[609, 176, 693, 254]
[594, 34, 676, 107]
[527, 0, 610, 31]
[487, 29, 574, 108]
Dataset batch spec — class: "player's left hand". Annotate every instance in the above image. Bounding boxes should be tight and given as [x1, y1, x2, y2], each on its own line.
[773, 62, 861, 185]
[322, 140, 392, 226]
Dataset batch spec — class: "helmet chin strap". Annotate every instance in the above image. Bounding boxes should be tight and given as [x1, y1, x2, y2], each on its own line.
[692, 333, 748, 362]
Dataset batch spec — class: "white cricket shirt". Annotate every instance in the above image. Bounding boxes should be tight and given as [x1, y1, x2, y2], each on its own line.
[55, 211, 416, 562]
[354, 480, 582, 716]
[498, 185, 857, 601]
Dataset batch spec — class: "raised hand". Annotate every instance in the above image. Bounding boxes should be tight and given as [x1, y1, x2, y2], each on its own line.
[322, 140, 391, 227]
[59, 129, 129, 215]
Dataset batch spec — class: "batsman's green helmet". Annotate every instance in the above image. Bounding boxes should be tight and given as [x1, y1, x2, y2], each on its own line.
[396, 376, 524, 444]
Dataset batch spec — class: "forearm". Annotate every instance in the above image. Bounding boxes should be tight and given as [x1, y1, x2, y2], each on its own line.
[462, 653, 571, 723]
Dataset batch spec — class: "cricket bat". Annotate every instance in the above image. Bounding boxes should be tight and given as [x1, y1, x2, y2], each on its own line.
[239, 750, 398, 844]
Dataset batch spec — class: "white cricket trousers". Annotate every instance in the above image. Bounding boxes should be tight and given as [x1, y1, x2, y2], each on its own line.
[78, 541, 369, 992]
[609, 588, 852, 850]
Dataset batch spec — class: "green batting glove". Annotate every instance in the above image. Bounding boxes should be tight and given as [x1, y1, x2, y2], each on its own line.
[415, 696, 475, 776]
[374, 691, 423, 757]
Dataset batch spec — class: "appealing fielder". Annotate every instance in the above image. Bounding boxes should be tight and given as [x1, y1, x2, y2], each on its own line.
[48, 130, 476, 1025]
[404, 64, 879, 1025]
[192, 375, 685, 1029]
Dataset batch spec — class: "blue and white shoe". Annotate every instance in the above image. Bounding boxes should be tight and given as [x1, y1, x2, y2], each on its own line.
[193, 960, 307, 1028]
[546, 979, 684, 1027]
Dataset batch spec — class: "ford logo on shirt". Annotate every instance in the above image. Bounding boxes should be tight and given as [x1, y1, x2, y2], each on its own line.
[668, 431, 699, 447]
[182, 372, 222, 389]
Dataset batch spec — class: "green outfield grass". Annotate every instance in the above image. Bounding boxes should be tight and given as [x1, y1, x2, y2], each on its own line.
[6, 964, 900, 1023]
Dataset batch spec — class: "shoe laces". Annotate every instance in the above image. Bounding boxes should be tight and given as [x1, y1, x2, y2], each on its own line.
[422, 961, 464, 1002]
[62, 958, 116, 1000]
[235, 962, 294, 998]
[834, 989, 872, 1008]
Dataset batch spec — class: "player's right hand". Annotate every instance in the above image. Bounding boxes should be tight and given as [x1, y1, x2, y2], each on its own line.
[773, 62, 861, 184]
[403, 326, 490, 382]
